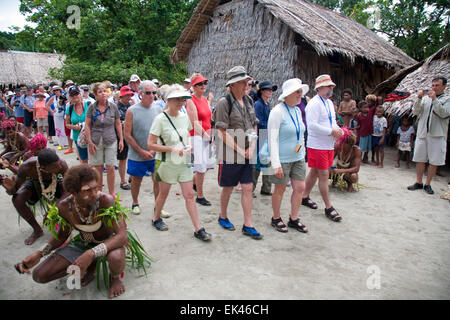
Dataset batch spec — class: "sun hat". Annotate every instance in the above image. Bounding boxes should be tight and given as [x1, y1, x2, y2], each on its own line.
[80, 84, 90, 91]
[278, 78, 310, 102]
[120, 85, 134, 97]
[65, 80, 74, 86]
[191, 75, 208, 87]
[258, 80, 278, 92]
[130, 74, 141, 82]
[152, 79, 160, 85]
[226, 66, 251, 87]
[183, 78, 191, 83]
[314, 74, 336, 90]
[20, 86, 27, 92]
[52, 85, 63, 92]
[35, 90, 46, 98]
[166, 88, 192, 100]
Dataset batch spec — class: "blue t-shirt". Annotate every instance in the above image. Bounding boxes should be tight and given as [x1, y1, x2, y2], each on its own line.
[11, 96, 24, 117]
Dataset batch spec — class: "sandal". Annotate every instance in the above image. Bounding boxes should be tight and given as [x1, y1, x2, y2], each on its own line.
[325, 207, 342, 222]
[302, 197, 318, 210]
[271, 217, 288, 233]
[288, 217, 308, 233]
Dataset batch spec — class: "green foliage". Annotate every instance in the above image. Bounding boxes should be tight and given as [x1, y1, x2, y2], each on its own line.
[43, 202, 72, 240]
[97, 193, 130, 228]
[17, 0, 199, 84]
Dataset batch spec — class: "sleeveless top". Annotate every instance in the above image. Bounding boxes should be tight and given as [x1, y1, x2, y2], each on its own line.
[128, 102, 162, 161]
[189, 95, 212, 136]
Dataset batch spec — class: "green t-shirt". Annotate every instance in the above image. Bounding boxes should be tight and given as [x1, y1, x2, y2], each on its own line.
[150, 111, 192, 164]
[65, 102, 88, 142]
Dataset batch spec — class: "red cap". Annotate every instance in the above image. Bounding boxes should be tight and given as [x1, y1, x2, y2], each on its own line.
[120, 85, 134, 97]
[191, 75, 208, 87]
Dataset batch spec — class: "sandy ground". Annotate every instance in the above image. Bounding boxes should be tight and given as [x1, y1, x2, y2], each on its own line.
[0, 143, 449, 300]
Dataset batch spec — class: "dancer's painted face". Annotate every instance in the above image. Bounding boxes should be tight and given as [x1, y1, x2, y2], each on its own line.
[77, 179, 100, 203]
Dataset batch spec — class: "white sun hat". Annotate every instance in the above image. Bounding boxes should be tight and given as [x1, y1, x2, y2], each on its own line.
[166, 88, 192, 100]
[278, 78, 310, 102]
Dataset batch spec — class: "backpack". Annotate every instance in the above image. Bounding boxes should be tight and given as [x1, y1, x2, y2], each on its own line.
[211, 93, 253, 127]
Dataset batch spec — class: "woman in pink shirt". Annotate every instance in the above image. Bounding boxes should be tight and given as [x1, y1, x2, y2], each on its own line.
[33, 90, 53, 134]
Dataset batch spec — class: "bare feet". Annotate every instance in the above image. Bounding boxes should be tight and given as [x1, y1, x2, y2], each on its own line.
[377, 164, 383, 168]
[109, 276, 126, 299]
[395, 163, 400, 168]
[406, 163, 410, 169]
[347, 184, 356, 192]
[24, 229, 44, 245]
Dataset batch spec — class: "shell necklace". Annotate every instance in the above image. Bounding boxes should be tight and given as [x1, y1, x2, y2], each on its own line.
[36, 161, 57, 202]
[73, 196, 96, 225]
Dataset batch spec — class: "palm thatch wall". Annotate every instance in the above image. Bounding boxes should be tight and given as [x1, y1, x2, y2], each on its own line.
[382, 44, 450, 117]
[0, 50, 65, 86]
[172, 0, 416, 102]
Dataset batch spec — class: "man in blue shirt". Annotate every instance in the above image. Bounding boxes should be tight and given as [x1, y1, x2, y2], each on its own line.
[21, 85, 36, 137]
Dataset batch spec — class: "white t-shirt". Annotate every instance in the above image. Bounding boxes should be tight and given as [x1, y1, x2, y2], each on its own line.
[305, 95, 339, 150]
[373, 116, 387, 137]
[397, 126, 415, 143]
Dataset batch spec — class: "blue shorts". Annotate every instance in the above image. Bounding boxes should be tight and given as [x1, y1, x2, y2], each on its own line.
[359, 135, 372, 152]
[75, 142, 88, 161]
[218, 162, 253, 187]
[372, 135, 386, 148]
[127, 159, 155, 178]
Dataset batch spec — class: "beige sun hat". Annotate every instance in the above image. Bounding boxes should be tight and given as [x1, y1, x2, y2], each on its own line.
[226, 66, 251, 87]
[166, 87, 192, 100]
[278, 78, 310, 102]
[314, 74, 336, 90]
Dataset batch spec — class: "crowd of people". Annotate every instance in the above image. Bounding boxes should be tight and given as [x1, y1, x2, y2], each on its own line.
[0, 69, 448, 299]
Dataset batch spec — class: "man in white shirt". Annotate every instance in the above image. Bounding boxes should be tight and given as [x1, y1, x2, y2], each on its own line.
[302, 75, 344, 222]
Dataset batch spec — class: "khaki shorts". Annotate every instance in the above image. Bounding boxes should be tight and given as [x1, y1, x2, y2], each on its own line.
[36, 118, 48, 127]
[156, 161, 193, 185]
[88, 137, 117, 167]
[270, 160, 306, 185]
[413, 136, 446, 166]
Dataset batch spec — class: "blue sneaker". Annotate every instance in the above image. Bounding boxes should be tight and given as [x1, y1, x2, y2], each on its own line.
[218, 217, 235, 231]
[242, 226, 263, 240]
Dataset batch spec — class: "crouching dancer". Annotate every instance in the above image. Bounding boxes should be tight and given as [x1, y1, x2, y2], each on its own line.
[14, 165, 129, 299]
[1, 149, 68, 245]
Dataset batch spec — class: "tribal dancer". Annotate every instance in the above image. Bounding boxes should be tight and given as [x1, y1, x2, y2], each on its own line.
[15, 165, 149, 299]
[0, 119, 29, 166]
[1, 149, 68, 245]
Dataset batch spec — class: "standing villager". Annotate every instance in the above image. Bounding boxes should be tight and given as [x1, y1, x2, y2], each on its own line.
[14, 165, 130, 299]
[408, 77, 450, 195]
[0, 150, 68, 245]
[186, 73, 214, 206]
[302, 75, 344, 222]
[253, 80, 277, 197]
[268, 78, 309, 233]
[338, 89, 357, 128]
[65, 86, 89, 164]
[148, 84, 211, 241]
[212, 66, 262, 240]
[124, 80, 165, 216]
[395, 116, 415, 169]
[85, 82, 124, 198]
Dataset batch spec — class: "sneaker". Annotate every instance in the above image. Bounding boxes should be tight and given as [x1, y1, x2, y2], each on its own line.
[114, 165, 118, 170]
[194, 228, 212, 241]
[64, 149, 74, 154]
[196, 197, 211, 206]
[120, 183, 131, 190]
[407, 182, 423, 191]
[218, 217, 235, 231]
[161, 210, 171, 218]
[152, 218, 168, 231]
[252, 192, 257, 199]
[242, 225, 263, 240]
[424, 185, 434, 195]
[131, 204, 141, 215]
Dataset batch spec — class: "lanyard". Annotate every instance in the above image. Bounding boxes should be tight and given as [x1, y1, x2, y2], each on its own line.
[319, 96, 332, 127]
[284, 103, 301, 141]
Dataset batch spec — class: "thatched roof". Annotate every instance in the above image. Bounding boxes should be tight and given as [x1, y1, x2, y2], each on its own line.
[383, 44, 450, 117]
[171, 0, 416, 69]
[0, 50, 65, 86]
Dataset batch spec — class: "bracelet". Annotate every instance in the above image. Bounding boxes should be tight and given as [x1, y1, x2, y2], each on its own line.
[91, 243, 108, 257]
[40, 244, 53, 257]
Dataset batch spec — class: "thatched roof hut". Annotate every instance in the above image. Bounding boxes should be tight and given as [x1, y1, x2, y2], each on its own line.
[381, 44, 450, 117]
[0, 50, 65, 87]
[171, 0, 416, 101]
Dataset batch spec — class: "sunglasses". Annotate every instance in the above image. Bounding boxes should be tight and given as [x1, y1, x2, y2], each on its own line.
[70, 92, 80, 97]
[144, 91, 157, 95]
[195, 82, 208, 87]
[174, 97, 186, 101]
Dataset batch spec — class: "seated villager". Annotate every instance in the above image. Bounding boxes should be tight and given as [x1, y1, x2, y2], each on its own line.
[330, 128, 362, 192]
[0, 149, 68, 245]
[14, 165, 151, 299]
[0, 119, 29, 166]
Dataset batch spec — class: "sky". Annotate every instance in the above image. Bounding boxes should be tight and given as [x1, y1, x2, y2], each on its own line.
[0, 0, 35, 32]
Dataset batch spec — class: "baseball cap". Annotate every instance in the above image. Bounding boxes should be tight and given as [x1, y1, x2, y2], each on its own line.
[130, 74, 141, 82]
[120, 85, 134, 97]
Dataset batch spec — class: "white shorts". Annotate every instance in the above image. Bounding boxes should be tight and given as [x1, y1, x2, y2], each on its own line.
[88, 137, 117, 167]
[190, 135, 215, 173]
[412, 136, 446, 166]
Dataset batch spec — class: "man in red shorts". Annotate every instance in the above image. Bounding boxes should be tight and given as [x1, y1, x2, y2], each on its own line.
[302, 75, 344, 222]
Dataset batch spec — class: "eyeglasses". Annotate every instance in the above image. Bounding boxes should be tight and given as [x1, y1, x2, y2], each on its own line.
[195, 82, 208, 87]
[144, 91, 157, 95]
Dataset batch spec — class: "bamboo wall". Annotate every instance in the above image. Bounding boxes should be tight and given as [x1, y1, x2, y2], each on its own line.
[186, 0, 396, 105]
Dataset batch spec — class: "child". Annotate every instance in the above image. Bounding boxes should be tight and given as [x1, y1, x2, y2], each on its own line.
[366, 95, 378, 163]
[372, 106, 387, 168]
[33, 90, 52, 134]
[338, 89, 356, 127]
[356, 101, 376, 163]
[395, 116, 415, 169]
